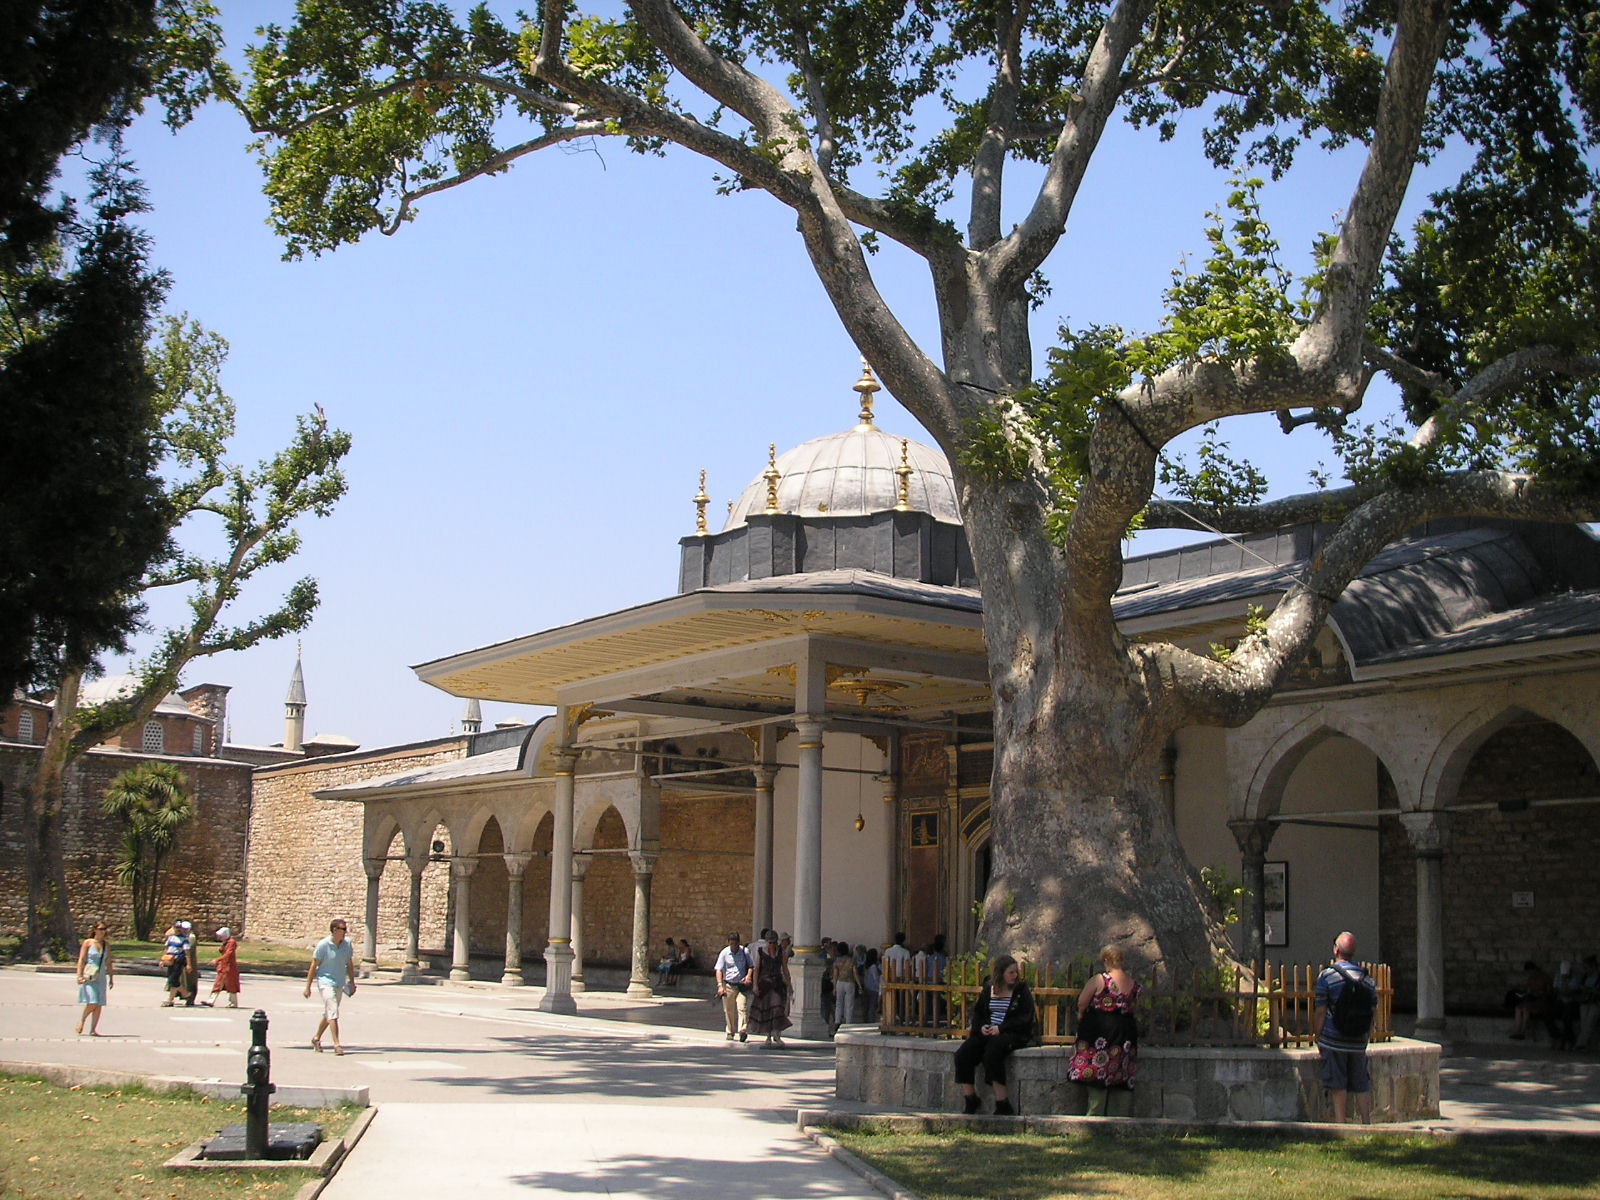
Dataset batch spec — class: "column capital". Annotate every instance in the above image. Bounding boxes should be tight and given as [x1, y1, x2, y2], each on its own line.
[362, 856, 387, 879]
[629, 850, 660, 876]
[502, 851, 533, 876]
[1400, 809, 1452, 857]
[450, 855, 479, 880]
[1227, 817, 1277, 860]
[552, 745, 581, 774]
[793, 715, 828, 745]
[571, 853, 593, 882]
[753, 763, 778, 789]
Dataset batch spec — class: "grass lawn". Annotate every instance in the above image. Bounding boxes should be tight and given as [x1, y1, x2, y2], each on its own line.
[827, 1125, 1600, 1200]
[106, 939, 315, 972]
[0, 1073, 362, 1199]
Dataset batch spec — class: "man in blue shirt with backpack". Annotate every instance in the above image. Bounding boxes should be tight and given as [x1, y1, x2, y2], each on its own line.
[1313, 930, 1378, 1124]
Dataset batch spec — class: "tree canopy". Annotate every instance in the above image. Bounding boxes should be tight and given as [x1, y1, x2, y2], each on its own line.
[161, 0, 1600, 974]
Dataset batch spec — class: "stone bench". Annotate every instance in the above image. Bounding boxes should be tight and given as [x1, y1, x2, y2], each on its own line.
[835, 1031, 1441, 1123]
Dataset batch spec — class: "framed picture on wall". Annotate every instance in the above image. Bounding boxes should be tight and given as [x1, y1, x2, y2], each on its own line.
[1263, 861, 1288, 947]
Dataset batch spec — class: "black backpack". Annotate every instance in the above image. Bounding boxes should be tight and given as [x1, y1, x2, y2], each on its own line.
[1330, 962, 1376, 1038]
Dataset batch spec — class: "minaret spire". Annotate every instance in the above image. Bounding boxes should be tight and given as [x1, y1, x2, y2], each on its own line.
[284, 645, 307, 753]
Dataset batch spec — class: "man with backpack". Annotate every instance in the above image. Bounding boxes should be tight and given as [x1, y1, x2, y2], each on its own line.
[1313, 930, 1379, 1123]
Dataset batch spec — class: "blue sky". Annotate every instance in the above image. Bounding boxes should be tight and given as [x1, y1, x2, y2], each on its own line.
[106, 2, 1426, 749]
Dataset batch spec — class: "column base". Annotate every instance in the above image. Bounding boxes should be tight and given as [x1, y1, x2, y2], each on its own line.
[571, 975, 587, 994]
[500, 969, 525, 987]
[789, 952, 830, 1040]
[449, 966, 471, 982]
[359, 959, 377, 980]
[399, 963, 422, 984]
[626, 980, 655, 999]
[539, 942, 578, 1014]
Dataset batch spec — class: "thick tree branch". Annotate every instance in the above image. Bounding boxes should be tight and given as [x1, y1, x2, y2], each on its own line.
[987, 0, 1156, 292]
[1299, 0, 1449, 380]
[1412, 346, 1600, 451]
[778, 4, 839, 176]
[625, 0, 794, 138]
[968, 0, 1031, 251]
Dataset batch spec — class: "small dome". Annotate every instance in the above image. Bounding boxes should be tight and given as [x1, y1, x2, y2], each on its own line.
[77, 674, 191, 716]
[725, 426, 961, 530]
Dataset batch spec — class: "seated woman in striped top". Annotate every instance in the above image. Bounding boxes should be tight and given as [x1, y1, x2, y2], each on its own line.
[953, 954, 1035, 1115]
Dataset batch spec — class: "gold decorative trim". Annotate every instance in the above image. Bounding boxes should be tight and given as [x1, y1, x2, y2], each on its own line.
[763, 443, 781, 514]
[693, 469, 710, 536]
[894, 438, 914, 511]
[853, 361, 880, 430]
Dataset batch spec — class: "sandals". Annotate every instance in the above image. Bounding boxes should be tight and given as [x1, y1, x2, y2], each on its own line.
[312, 1038, 323, 1053]
[333, 1047, 345, 1056]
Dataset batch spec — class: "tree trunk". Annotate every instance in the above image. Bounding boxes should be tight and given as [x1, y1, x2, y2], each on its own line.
[19, 672, 81, 959]
[957, 472, 1227, 983]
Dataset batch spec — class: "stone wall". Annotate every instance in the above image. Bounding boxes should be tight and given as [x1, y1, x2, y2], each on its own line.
[1379, 718, 1600, 1013]
[647, 793, 754, 966]
[835, 1032, 1441, 1123]
[0, 744, 252, 942]
[245, 739, 467, 951]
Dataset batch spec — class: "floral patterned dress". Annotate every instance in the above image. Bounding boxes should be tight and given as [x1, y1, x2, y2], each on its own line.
[1068, 973, 1140, 1089]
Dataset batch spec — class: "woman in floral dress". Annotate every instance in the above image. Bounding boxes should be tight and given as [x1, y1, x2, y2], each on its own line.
[1069, 943, 1140, 1116]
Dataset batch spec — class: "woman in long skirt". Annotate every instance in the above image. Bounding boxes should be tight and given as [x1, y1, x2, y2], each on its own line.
[747, 932, 792, 1047]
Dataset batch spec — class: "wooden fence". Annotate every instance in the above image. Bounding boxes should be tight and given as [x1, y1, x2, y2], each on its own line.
[878, 958, 1392, 1048]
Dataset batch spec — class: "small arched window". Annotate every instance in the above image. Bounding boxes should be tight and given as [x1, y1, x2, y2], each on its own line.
[142, 720, 164, 754]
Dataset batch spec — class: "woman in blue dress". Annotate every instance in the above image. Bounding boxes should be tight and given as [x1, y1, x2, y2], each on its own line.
[75, 921, 114, 1035]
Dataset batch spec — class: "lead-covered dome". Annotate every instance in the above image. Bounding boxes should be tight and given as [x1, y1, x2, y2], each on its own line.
[724, 368, 961, 530]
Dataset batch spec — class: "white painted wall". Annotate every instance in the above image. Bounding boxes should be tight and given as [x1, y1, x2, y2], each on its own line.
[769, 730, 894, 948]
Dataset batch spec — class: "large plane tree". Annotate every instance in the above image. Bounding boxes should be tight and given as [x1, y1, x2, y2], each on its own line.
[162, 0, 1600, 977]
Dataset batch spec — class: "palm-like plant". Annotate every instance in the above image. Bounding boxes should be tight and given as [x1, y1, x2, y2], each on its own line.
[102, 761, 193, 940]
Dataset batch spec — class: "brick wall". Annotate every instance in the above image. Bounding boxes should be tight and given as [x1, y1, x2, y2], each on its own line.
[645, 793, 753, 966]
[245, 740, 466, 950]
[0, 744, 252, 941]
[1379, 718, 1600, 1012]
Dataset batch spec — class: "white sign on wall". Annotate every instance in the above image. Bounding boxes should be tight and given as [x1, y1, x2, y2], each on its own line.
[1511, 891, 1535, 909]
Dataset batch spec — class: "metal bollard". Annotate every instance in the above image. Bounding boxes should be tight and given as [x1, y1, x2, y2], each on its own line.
[240, 1009, 276, 1158]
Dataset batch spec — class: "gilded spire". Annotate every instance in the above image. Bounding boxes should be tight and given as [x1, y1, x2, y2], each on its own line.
[853, 361, 881, 430]
[894, 438, 914, 511]
[762, 443, 781, 514]
[693, 469, 710, 536]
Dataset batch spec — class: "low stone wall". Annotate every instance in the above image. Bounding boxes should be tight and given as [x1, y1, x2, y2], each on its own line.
[834, 1031, 1441, 1123]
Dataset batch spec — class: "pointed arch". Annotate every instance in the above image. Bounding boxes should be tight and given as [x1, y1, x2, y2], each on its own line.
[1243, 711, 1401, 820]
[1423, 700, 1600, 810]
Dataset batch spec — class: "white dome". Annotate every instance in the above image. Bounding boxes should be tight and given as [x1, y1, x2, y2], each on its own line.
[725, 425, 961, 530]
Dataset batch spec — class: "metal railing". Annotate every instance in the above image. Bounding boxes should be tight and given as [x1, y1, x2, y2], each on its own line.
[879, 958, 1393, 1048]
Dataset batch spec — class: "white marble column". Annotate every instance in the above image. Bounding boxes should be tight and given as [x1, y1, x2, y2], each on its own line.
[752, 763, 776, 939]
[361, 855, 384, 979]
[1401, 810, 1452, 1042]
[569, 854, 591, 993]
[791, 716, 829, 1039]
[449, 856, 478, 982]
[627, 851, 659, 998]
[501, 852, 531, 986]
[540, 748, 579, 1014]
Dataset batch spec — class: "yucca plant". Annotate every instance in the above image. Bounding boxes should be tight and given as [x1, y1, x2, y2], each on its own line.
[102, 762, 193, 940]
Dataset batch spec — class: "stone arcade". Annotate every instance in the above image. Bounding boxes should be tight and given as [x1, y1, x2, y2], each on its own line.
[246, 366, 1600, 1049]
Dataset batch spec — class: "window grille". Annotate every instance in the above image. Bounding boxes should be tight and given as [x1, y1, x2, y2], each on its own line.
[142, 720, 164, 754]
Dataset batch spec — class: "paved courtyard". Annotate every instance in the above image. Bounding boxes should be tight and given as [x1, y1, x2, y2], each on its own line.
[4, 965, 1600, 1198]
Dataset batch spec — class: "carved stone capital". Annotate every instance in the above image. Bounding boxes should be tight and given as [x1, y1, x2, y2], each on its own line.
[629, 851, 660, 877]
[1227, 818, 1277, 861]
[362, 856, 387, 880]
[502, 852, 533, 877]
[450, 856, 479, 881]
[570, 853, 592, 883]
[1401, 809, 1452, 857]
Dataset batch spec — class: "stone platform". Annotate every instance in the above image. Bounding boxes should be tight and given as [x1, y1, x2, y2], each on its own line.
[834, 1030, 1441, 1122]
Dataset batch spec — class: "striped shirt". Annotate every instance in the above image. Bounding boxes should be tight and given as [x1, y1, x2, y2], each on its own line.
[989, 994, 1012, 1027]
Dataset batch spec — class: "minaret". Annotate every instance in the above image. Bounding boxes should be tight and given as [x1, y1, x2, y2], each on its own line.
[284, 650, 307, 753]
[462, 698, 483, 736]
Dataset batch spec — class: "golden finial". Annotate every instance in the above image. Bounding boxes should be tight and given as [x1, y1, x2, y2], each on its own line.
[727, 499, 734, 520]
[894, 438, 914, 511]
[693, 468, 710, 536]
[763, 443, 781, 514]
[853, 361, 880, 430]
